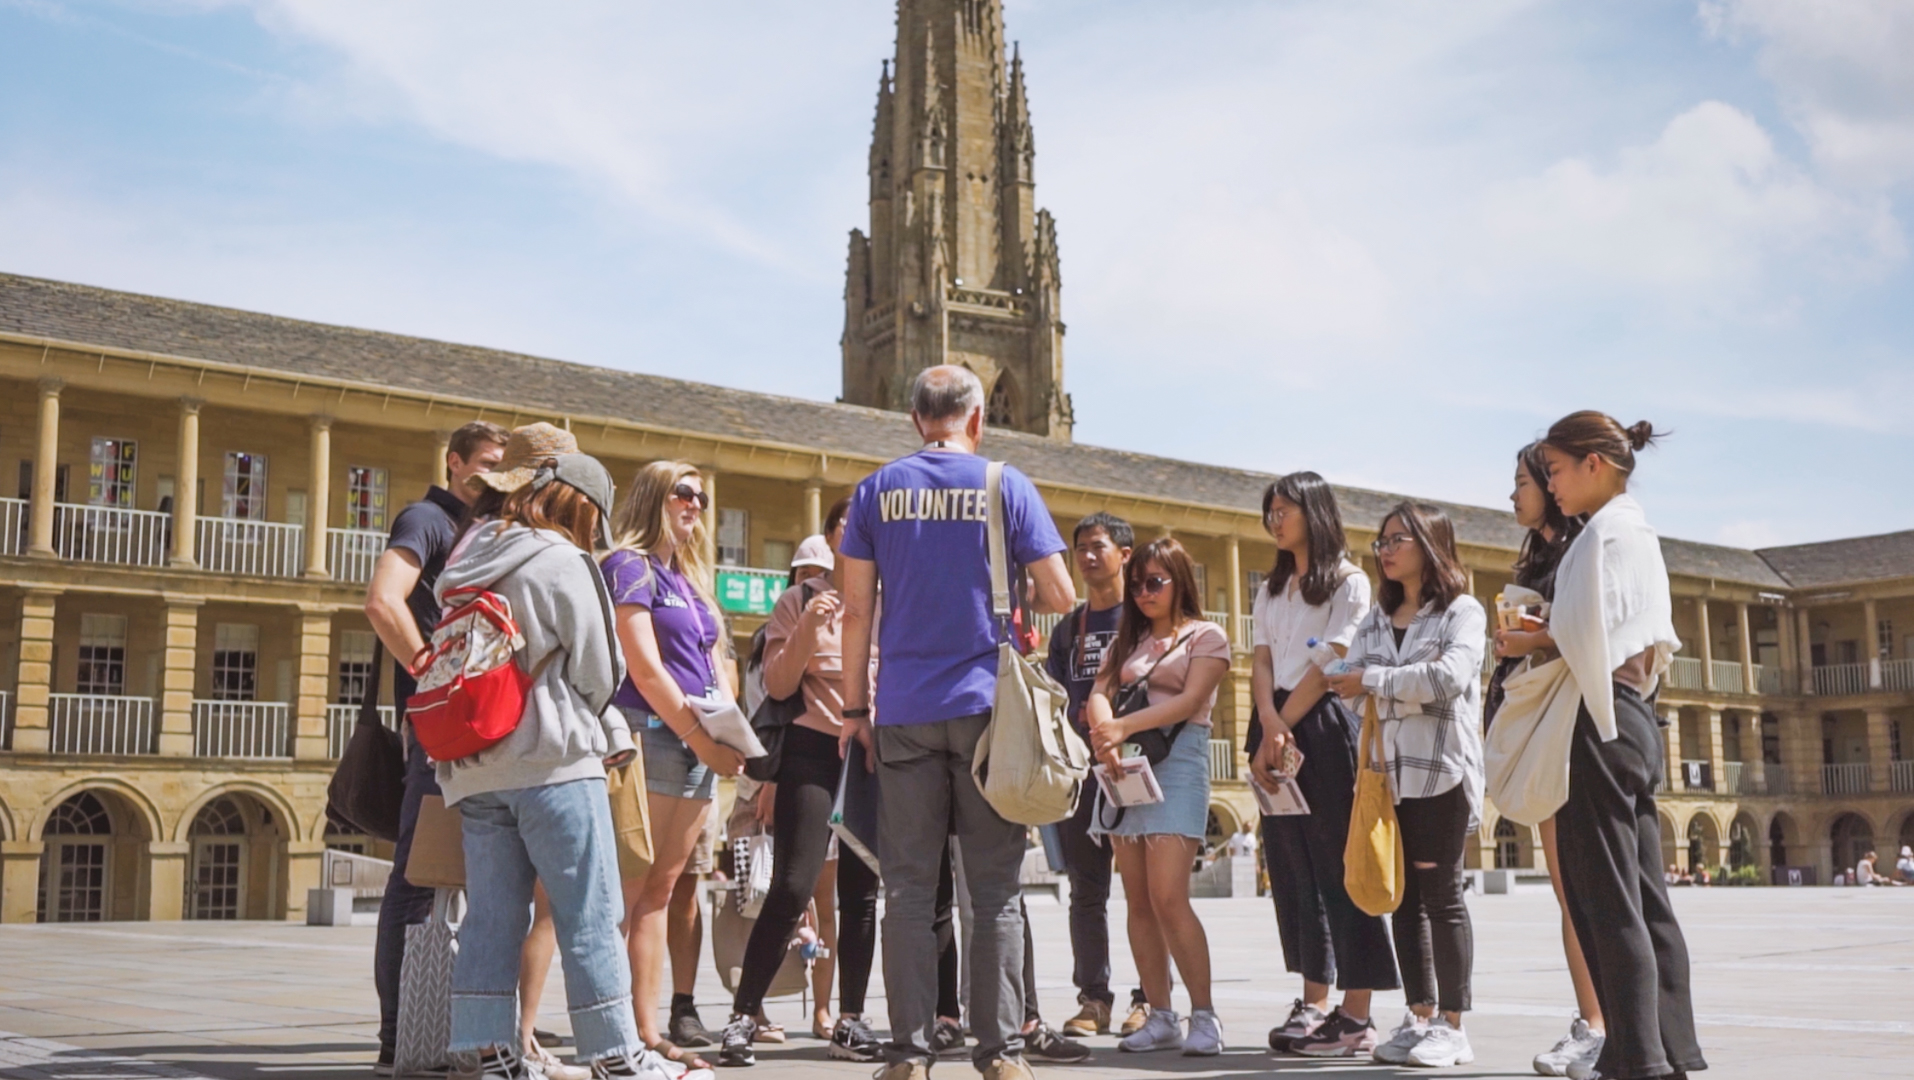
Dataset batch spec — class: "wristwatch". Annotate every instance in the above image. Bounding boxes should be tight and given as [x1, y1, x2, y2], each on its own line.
[842, 706, 871, 719]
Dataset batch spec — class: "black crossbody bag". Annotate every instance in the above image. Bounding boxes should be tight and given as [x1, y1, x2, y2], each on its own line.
[1111, 629, 1195, 765]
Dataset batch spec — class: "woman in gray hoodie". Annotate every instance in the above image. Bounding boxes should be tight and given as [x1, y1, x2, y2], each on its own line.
[434, 454, 695, 1080]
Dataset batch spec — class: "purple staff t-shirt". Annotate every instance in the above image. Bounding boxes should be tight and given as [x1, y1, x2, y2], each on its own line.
[840, 451, 1065, 726]
[601, 550, 719, 715]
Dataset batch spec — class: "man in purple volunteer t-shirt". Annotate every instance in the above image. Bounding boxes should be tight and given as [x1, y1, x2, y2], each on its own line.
[839, 365, 1074, 1080]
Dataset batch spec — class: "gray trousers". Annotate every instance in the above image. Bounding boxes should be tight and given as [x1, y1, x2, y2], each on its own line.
[877, 713, 1028, 1069]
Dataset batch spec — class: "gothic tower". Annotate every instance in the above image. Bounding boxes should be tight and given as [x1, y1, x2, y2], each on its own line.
[841, 0, 1071, 440]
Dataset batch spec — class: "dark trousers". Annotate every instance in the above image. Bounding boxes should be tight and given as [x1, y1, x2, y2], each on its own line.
[1259, 692, 1400, 991]
[375, 722, 441, 1050]
[1557, 686, 1706, 1079]
[936, 841, 961, 1019]
[732, 726, 881, 1016]
[1393, 785, 1473, 1013]
[1053, 780, 1115, 1006]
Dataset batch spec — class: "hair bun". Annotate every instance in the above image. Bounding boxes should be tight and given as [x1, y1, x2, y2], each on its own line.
[1625, 420, 1659, 452]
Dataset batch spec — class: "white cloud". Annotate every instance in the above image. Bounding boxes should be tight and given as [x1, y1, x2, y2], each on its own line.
[1701, 0, 1914, 189]
[1481, 101, 1903, 305]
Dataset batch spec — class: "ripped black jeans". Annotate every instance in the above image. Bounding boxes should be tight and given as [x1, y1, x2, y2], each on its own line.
[1391, 784, 1473, 1014]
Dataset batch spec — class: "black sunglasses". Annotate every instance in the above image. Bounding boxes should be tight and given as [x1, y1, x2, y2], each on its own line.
[670, 483, 710, 511]
[1135, 574, 1173, 595]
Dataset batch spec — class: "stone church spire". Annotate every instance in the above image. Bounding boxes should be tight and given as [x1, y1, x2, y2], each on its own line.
[841, 0, 1071, 440]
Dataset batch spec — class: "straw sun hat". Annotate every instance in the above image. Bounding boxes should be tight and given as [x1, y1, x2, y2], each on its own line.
[474, 422, 579, 494]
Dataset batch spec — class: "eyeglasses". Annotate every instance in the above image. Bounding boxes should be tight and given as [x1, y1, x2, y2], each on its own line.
[1135, 574, 1173, 595]
[670, 483, 710, 511]
[1371, 533, 1416, 556]
[1265, 506, 1293, 525]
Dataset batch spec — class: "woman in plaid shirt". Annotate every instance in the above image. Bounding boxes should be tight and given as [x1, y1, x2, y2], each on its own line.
[1326, 501, 1486, 1069]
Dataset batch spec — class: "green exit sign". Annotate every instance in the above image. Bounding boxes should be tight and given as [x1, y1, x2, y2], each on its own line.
[716, 569, 787, 616]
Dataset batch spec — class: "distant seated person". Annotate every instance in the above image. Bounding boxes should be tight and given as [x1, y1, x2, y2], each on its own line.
[1897, 846, 1914, 884]
[1856, 851, 1894, 887]
[1693, 867, 1711, 887]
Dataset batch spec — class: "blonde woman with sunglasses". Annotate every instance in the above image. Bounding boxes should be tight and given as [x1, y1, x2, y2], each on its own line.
[601, 461, 743, 1068]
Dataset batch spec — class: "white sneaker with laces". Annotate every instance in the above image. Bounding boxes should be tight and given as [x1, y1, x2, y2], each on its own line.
[1534, 1018, 1603, 1077]
[1118, 1008, 1182, 1053]
[527, 1041, 589, 1080]
[1406, 1018, 1473, 1067]
[1564, 1060, 1602, 1080]
[1182, 1010, 1223, 1057]
[591, 1050, 706, 1080]
[1373, 1012, 1430, 1064]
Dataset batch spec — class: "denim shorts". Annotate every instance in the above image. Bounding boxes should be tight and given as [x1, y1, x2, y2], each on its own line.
[1089, 720, 1213, 841]
[631, 707, 715, 801]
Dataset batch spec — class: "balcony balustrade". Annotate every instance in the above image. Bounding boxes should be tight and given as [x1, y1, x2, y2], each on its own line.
[325, 703, 399, 758]
[1753, 664, 1783, 695]
[47, 694, 157, 755]
[1764, 763, 1791, 796]
[195, 518, 304, 578]
[327, 529, 386, 585]
[1709, 660, 1745, 694]
[1891, 760, 1914, 793]
[192, 700, 292, 758]
[1665, 657, 1704, 691]
[1883, 659, 1914, 693]
[0, 496, 24, 556]
[52, 504, 171, 567]
[1029, 610, 1064, 639]
[1208, 738, 1237, 781]
[1238, 614, 1255, 648]
[1821, 762, 1870, 796]
[1721, 760, 1744, 795]
[1811, 662, 1870, 697]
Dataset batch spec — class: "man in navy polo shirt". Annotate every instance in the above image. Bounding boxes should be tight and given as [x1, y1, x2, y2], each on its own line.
[839, 365, 1075, 1080]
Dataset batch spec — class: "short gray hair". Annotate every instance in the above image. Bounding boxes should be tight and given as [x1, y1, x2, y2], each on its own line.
[911, 365, 985, 423]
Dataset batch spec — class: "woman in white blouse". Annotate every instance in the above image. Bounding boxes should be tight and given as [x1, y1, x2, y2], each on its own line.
[1328, 503, 1485, 1069]
[1523, 411, 1703, 1080]
[1245, 472, 1399, 1060]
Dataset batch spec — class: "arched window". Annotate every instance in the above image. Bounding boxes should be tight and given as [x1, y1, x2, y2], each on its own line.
[40, 792, 112, 923]
[45, 792, 110, 835]
[987, 374, 1016, 427]
[1493, 819, 1521, 869]
[190, 796, 247, 836]
[190, 796, 249, 920]
[1728, 817, 1757, 869]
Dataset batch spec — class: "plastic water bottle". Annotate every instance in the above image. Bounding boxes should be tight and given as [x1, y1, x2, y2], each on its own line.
[1305, 637, 1353, 676]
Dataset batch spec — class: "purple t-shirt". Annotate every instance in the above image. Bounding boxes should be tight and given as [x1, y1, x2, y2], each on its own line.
[840, 451, 1065, 726]
[601, 550, 719, 714]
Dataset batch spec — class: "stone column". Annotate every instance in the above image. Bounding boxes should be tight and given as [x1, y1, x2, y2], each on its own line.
[1863, 598, 1882, 689]
[1225, 535, 1244, 651]
[1777, 607, 1797, 692]
[145, 841, 190, 921]
[284, 839, 327, 923]
[1796, 607, 1816, 694]
[701, 469, 718, 570]
[290, 607, 335, 761]
[1661, 706, 1683, 792]
[0, 841, 46, 923]
[172, 397, 203, 568]
[28, 378, 63, 557]
[432, 431, 451, 490]
[1864, 708, 1893, 793]
[1780, 710, 1820, 796]
[1703, 709, 1727, 793]
[303, 416, 332, 579]
[1697, 597, 1715, 691]
[1737, 602, 1756, 695]
[803, 483, 822, 538]
[1742, 714, 1768, 793]
[11, 588, 59, 753]
[157, 597, 201, 757]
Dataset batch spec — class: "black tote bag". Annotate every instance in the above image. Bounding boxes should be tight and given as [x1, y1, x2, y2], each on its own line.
[326, 642, 407, 842]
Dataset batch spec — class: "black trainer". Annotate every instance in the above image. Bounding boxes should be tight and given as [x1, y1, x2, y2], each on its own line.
[669, 998, 714, 1049]
[1023, 1022, 1091, 1064]
[932, 1017, 966, 1057]
[718, 1014, 758, 1067]
[827, 1016, 882, 1062]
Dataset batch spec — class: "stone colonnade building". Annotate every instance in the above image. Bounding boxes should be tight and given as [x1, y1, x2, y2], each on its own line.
[0, 271, 1909, 922]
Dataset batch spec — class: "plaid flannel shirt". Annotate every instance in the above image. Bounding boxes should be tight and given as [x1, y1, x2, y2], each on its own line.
[1347, 596, 1486, 805]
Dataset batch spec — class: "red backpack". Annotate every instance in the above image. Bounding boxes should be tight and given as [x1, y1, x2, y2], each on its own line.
[407, 586, 532, 762]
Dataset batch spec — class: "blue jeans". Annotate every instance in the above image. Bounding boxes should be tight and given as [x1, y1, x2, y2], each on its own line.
[451, 778, 638, 1060]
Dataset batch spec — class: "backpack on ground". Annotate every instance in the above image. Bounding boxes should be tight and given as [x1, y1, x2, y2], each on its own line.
[971, 461, 1090, 826]
[407, 586, 531, 762]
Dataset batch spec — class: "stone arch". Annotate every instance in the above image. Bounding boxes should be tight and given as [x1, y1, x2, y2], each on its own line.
[0, 793, 14, 843]
[1685, 811, 1722, 873]
[1767, 810, 1800, 868]
[1657, 808, 1678, 871]
[1728, 811, 1760, 870]
[1829, 811, 1876, 879]
[31, 778, 160, 843]
[33, 785, 158, 922]
[181, 788, 291, 920]
[1207, 800, 1243, 842]
[986, 371, 1018, 427]
[174, 780, 304, 843]
[1492, 817, 1530, 869]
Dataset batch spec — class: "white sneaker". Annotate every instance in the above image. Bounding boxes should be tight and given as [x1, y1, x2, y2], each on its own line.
[1564, 1060, 1602, 1080]
[1373, 1012, 1429, 1064]
[1406, 1019, 1473, 1068]
[527, 1042, 589, 1080]
[1534, 1018, 1604, 1077]
[1182, 1009, 1223, 1057]
[591, 1050, 707, 1080]
[1117, 1008, 1182, 1052]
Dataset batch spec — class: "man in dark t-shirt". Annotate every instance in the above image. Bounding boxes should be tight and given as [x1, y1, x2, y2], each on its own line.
[1041, 513, 1139, 1040]
[363, 421, 507, 1071]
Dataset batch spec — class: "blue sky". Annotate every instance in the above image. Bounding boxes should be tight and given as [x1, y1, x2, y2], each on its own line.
[2, 0, 1909, 549]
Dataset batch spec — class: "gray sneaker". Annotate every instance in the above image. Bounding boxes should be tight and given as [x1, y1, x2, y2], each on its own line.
[1534, 1018, 1603, 1077]
[1182, 1010, 1223, 1057]
[1406, 1019, 1473, 1067]
[1118, 1008, 1182, 1053]
[1373, 1012, 1429, 1064]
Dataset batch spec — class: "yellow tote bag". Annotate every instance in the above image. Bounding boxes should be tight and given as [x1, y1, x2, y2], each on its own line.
[1344, 697, 1405, 916]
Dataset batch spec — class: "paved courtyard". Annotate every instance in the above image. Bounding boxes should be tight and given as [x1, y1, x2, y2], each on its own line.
[0, 886, 1908, 1080]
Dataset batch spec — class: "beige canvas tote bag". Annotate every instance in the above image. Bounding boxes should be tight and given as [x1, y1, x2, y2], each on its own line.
[1483, 655, 1582, 826]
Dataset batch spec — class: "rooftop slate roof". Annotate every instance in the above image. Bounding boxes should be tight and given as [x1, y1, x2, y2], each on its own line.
[0, 271, 1900, 589]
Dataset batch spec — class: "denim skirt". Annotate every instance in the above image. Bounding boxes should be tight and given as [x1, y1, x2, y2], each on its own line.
[630, 706, 715, 801]
[1089, 720, 1212, 841]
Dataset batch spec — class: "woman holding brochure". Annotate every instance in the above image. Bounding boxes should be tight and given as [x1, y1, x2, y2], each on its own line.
[601, 460, 743, 1068]
[1084, 537, 1231, 1056]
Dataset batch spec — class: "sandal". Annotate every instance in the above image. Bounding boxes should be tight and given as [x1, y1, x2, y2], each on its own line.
[647, 1040, 713, 1072]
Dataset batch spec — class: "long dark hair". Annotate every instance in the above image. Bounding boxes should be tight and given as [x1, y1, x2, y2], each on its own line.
[1512, 441, 1579, 598]
[1104, 537, 1205, 684]
[1542, 410, 1665, 478]
[1262, 471, 1348, 606]
[1376, 502, 1469, 616]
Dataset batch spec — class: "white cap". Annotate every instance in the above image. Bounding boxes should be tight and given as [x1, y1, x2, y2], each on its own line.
[791, 534, 834, 571]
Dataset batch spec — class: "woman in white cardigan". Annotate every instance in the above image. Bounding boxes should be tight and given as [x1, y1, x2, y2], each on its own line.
[1531, 411, 1704, 1080]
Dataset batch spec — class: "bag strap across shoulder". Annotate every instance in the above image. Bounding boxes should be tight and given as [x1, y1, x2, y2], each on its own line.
[986, 461, 1011, 622]
[1120, 629, 1195, 695]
